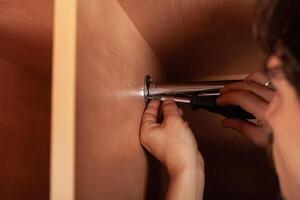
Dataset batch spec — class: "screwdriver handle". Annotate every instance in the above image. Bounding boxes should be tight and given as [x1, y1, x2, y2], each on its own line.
[190, 95, 255, 120]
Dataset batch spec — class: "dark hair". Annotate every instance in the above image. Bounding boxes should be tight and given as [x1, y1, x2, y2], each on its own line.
[254, 0, 300, 94]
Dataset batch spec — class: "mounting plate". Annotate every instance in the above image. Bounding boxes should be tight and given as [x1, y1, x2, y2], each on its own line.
[143, 75, 152, 103]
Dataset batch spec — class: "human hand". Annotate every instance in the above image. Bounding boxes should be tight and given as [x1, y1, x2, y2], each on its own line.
[217, 71, 275, 148]
[140, 99, 204, 177]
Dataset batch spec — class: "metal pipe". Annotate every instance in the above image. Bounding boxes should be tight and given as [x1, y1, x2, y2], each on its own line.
[144, 75, 241, 98]
[198, 92, 220, 97]
[159, 95, 191, 103]
[149, 83, 222, 96]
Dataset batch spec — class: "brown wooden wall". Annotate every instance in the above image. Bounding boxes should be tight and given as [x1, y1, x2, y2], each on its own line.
[0, 0, 53, 199]
[74, 0, 279, 199]
[0, 0, 280, 199]
[0, 58, 50, 199]
[75, 0, 163, 199]
[117, 1, 279, 199]
[118, 0, 263, 81]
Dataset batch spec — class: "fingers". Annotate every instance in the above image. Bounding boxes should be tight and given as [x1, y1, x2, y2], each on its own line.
[222, 118, 269, 148]
[142, 100, 184, 128]
[217, 90, 268, 119]
[142, 100, 160, 127]
[220, 80, 274, 102]
[162, 99, 180, 118]
[245, 70, 269, 85]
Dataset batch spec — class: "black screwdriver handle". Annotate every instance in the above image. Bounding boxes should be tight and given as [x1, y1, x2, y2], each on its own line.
[190, 95, 255, 120]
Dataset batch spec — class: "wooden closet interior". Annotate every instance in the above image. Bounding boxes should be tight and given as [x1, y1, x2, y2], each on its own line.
[0, 0, 279, 200]
[0, 1, 53, 199]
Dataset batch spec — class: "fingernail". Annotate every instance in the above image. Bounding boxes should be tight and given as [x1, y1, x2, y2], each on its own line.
[163, 99, 170, 103]
[163, 99, 174, 105]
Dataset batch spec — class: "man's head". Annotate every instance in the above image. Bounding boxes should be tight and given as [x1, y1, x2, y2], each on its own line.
[255, 0, 300, 199]
[255, 0, 300, 93]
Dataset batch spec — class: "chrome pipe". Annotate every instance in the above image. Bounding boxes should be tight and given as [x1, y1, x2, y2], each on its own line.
[149, 83, 224, 96]
[159, 95, 191, 103]
[144, 75, 241, 98]
[198, 92, 220, 97]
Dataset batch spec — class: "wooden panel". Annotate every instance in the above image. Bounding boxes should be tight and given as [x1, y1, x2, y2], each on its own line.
[0, 1, 53, 199]
[118, 0, 263, 81]
[117, 1, 279, 199]
[0, 58, 50, 199]
[75, 0, 162, 199]
[0, 0, 53, 79]
[50, 0, 77, 199]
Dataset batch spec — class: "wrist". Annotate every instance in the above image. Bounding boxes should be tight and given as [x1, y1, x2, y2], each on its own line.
[165, 152, 205, 200]
[168, 152, 205, 181]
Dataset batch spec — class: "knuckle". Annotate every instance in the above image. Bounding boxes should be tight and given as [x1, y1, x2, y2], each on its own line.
[143, 111, 156, 119]
[146, 105, 157, 113]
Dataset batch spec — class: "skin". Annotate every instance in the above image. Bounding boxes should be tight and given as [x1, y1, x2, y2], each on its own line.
[140, 55, 300, 199]
[218, 70, 274, 148]
[140, 99, 204, 200]
[218, 55, 300, 200]
[264, 56, 300, 200]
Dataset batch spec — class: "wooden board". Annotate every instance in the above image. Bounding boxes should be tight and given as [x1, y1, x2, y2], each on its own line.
[118, 1, 279, 199]
[51, 0, 279, 199]
[51, 0, 77, 199]
[0, 1, 52, 199]
[118, 0, 263, 81]
[0, 0, 53, 80]
[0, 58, 50, 200]
[75, 0, 162, 199]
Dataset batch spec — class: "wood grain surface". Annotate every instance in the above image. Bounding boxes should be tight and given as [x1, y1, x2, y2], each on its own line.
[51, 0, 76, 199]
[118, 0, 264, 81]
[0, 0, 279, 199]
[0, 0, 53, 80]
[0, 1, 52, 199]
[0, 58, 50, 200]
[118, 1, 279, 199]
[75, 0, 162, 199]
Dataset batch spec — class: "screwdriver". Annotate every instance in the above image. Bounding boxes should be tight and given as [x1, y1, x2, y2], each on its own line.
[157, 94, 255, 120]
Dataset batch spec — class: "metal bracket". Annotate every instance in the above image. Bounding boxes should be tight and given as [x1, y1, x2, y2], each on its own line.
[143, 75, 152, 103]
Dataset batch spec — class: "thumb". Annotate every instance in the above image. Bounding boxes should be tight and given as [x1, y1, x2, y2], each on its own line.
[162, 99, 180, 119]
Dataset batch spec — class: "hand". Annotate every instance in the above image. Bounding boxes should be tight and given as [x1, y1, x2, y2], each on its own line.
[216, 71, 275, 148]
[140, 99, 204, 177]
[140, 99, 204, 200]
